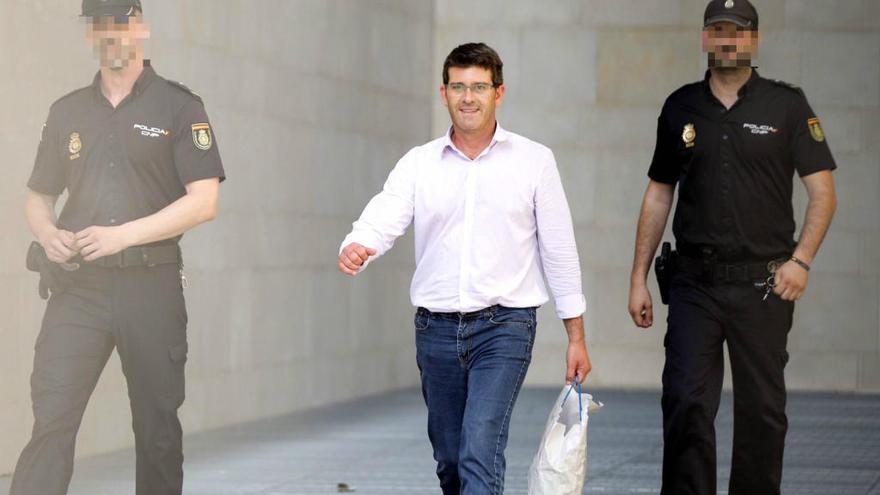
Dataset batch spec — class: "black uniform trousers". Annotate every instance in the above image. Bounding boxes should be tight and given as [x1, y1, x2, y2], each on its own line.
[10, 263, 188, 495]
[661, 267, 794, 495]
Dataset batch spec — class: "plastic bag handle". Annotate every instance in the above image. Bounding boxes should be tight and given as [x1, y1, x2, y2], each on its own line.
[560, 373, 583, 422]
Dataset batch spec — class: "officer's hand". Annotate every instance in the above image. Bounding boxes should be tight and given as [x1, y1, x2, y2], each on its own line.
[338, 242, 377, 276]
[566, 339, 591, 384]
[773, 261, 808, 301]
[40, 228, 78, 264]
[628, 283, 654, 328]
[74, 226, 130, 262]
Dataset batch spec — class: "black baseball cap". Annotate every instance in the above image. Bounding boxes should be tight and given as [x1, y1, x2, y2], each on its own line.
[81, 0, 143, 17]
[704, 0, 759, 29]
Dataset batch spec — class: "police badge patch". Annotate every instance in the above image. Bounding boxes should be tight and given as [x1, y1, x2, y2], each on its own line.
[192, 123, 213, 151]
[682, 123, 696, 148]
[69, 132, 82, 160]
[807, 117, 825, 142]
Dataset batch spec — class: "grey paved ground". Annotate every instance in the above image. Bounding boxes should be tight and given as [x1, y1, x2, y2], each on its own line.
[1, 388, 878, 494]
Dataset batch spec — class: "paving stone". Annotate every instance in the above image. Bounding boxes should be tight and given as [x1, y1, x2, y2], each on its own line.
[0, 388, 877, 494]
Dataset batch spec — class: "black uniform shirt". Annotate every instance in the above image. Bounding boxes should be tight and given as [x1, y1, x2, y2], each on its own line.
[28, 61, 225, 239]
[648, 70, 836, 261]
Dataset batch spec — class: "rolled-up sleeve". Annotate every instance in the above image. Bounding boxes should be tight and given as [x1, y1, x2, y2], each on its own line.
[534, 149, 586, 319]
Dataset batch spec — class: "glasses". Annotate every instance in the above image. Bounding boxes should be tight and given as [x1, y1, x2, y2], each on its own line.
[446, 82, 496, 97]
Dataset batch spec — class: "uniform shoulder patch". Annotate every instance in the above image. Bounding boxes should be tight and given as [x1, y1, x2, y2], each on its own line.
[166, 79, 203, 103]
[191, 123, 213, 151]
[807, 117, 826, 142]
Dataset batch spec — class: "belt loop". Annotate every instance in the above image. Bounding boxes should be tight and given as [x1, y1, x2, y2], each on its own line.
[700, 247, 716, 284]
[121, 248, 134, 268]
[143, 249, 155, 268]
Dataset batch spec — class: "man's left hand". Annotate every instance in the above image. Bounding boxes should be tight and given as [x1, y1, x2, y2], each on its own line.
[566, 340, 591, 384]
[773, 260, 809, 301]
[75, 226, 131, 261]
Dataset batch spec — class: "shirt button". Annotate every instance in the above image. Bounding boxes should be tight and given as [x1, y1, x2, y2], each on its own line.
[722, 134, 729, 140]
[110, 218, 117, 224]
[723, 162, 729, 168]
[109, 162, 115, 168]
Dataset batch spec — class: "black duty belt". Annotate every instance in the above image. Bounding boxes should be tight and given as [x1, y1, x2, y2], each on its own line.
[675, 255, 786, 283]
[71, 244, 181, 269]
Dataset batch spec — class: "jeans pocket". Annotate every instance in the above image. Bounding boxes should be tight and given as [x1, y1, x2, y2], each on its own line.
[488, 308, 536, 359]
[488, 307, 534, 327]
[414, 311, 430, 332]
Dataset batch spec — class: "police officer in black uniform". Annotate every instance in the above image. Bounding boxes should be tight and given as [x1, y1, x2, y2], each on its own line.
[11, 1, 224, 494]
[628, 1, 837, 494]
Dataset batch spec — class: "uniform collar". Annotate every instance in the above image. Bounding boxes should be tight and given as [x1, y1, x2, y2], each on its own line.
[91, 59, 156, 103]
[441, 122, 510, 159]
[702, 67, 761, 99]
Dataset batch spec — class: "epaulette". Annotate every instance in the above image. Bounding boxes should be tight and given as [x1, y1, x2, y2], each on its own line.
[54, 85, 92, 105]
[166, 79, 203, 102]
[769, 79, 804, 94]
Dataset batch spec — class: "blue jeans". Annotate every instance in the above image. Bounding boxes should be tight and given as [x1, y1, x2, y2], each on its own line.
[415, 305, 537, 495]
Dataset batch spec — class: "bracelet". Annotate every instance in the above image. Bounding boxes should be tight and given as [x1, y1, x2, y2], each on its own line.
[789, 256, 811, 272]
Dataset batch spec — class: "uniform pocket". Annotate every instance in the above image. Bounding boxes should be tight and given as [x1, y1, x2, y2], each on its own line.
[780, 349, 790, 368]
[167, 343, 188, 405]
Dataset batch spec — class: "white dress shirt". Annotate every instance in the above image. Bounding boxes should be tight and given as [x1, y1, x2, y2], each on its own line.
[341, 124, 586, 319]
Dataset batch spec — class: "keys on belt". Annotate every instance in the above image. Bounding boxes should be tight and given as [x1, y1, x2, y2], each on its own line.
[754, 259, 785, 302]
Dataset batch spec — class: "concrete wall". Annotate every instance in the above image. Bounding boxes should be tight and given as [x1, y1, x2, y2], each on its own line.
[433, 0, 880, 392]
[0, 0, 432, 474]
[1, 0, 877, 477]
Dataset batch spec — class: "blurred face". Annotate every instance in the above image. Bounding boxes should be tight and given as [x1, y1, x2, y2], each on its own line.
[702, 21, 760, 69]
[85, 13, 150, 70]
[440, 66, 505, 135]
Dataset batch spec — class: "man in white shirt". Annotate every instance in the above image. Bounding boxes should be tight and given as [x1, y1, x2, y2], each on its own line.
[338, 42, 591, 495]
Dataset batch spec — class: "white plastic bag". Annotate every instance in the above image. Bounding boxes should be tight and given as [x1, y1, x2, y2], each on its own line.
[528, 381, 602, 495]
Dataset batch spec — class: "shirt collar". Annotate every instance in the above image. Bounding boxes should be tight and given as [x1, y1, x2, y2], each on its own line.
[702, 67, 761, 99]
[91, 59, 156, 103]
[441, 122, 510, 159]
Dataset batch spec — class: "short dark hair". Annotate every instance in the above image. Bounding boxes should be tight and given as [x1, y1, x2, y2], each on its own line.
[442, 43, 504, 87]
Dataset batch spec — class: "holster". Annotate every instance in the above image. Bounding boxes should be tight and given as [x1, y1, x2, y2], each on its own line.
[654, 242, 675, 305]
[26, 241, 73, 300]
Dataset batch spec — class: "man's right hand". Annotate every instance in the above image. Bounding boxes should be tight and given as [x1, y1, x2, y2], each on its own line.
[40, 228, 78, 264]
[338, 242, 377, 276]
[628, 283, 654, 328]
